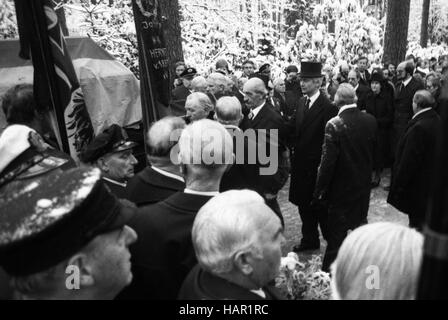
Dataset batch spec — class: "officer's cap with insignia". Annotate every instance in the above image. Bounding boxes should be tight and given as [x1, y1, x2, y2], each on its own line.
[0, 167, 136, 277]
[180, 67, 197, 79]
[0, 124, 67, 188]
[79, 124, 137, 164]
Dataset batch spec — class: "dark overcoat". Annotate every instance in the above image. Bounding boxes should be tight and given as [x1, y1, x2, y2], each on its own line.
[125, 166, 184, 206]
[287, 93, 338, 206]
[116, 192, 213, 300]
[388, 109, 442, 228]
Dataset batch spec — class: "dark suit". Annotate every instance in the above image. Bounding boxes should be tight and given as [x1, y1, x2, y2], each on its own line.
[388, 109, 442, 230]
[287, 93, 338, 247]
[284, 79, 303, 118]
[355, 83, 371, 110]
[116, 192, 213, 300]
[125, 166, 184, 206]
[220, 125, 259, 192]
[392, 78, 424, 156]
[170, 85, 191, 116]
[178, 265, 285, 300]
[240, 101, 289, 224]
[365, 91, 394, 169]
[314, 106, 377, 270]
[358, 70, 371, 87]
[102, 178, 127, 199]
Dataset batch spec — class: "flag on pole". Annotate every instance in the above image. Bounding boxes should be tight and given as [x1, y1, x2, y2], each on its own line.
[13, 0, 94, 159]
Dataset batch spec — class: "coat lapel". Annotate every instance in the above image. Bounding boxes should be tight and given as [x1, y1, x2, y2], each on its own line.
[301, 94, 325, 132]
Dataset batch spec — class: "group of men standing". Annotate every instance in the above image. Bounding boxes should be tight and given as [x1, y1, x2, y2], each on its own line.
[0, 54, 445, 299]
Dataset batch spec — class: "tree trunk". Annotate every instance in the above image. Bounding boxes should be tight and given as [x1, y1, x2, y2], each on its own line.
[159, 0, 184, 82]
[382, 0, 410, 66]
[420, 0, 430, 48]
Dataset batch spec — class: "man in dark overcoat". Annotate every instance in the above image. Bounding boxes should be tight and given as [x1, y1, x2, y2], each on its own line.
[125, 117, 186, 206]
[170, 68, 197, 116]
[392, 61, 424, 156]
[388, 90, 442, 230]
[313, 84, 378, 271]
[286, 61, 338, 252]
[116, 120, 233, 300]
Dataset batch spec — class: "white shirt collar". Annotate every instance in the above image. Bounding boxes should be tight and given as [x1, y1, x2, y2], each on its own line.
[338, 103, 357, 115]
[223, 124, 242, 131]
[354, 84, 359, 91]
[250, 101, 266, 120]
[151, 166, 184, 183]
[102, 177, 127, 188]
[412, 107, 432, 120]
[305, 90, 320, 109]
[184, 188, 219, 196]
[250, 288, 266, 299]
[403, 77, 412, 87]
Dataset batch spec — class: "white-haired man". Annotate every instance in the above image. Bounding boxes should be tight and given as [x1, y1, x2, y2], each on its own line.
[286, 61, 338, 253]
[191, 76, 208, 93]
[117, 119, 234, 300]
[184, 92, 214, 123]
[125, 117, 186, 206]
[314, 83, 377, 271]
[178, 189, 285, 300]
[207, 72, 229, 104]
[240, 77, 289, 225]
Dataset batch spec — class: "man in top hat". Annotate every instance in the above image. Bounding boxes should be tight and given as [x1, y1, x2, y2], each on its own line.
[170, 67, 197, 116]
[0, 167, 138, 299]
[0, 124, 72, 189]
[286, 61, 338, 252]
[79, 124, 138, 198]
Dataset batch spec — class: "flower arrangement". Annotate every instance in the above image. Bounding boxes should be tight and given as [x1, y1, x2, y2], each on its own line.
[275, 252, 332, 300]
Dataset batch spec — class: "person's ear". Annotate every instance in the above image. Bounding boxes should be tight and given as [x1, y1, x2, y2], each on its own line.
[96, 157, 108, 172]
[67, 253, 95, 287]
[234, 250, 254, 276]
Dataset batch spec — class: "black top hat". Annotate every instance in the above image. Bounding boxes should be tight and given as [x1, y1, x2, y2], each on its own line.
[79, 124, 137, 164]
[180, 67, 197, 79]
[299, 61, 324, 78]
[0, 167, 136, 276]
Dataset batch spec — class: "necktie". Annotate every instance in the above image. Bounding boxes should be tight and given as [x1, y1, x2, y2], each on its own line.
[304, 97, 311, 115]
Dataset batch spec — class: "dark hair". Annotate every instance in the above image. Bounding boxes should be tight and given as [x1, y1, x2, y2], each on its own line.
[406, 54, 416, 63]
[242, 60, 255, 67]
[405, 61, 415, 76]
[358, 56, 368, 63]
[1, 84, 36, 125]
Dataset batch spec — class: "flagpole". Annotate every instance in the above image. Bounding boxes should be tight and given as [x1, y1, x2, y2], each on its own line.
[30, 0, 70, 153]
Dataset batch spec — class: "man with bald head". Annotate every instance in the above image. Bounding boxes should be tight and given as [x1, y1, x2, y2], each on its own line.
[118, 119, 234, 299]
[184, 92, 214, 123]
[347, 69, 370, 110]
[240, 77, 289, 224]
[125, 116, 186, 206]
[179, 189, 285, 300]
[215, 97, 258, 192]
[388, 90, 442, 230]
[392, 60, 424, 157]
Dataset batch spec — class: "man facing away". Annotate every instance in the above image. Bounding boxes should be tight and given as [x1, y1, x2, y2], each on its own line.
[117, 119, 233, 300]
[125, 117, 186, 207]
[313, 84, 378, 271]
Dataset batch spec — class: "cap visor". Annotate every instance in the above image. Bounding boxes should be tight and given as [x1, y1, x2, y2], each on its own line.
[102, 199, 137, 232]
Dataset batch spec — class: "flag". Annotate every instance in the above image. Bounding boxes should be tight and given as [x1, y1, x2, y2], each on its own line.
[13, 0, 94, 159]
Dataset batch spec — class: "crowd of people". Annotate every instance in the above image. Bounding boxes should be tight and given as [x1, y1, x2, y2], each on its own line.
[0, 49, 447, 300]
